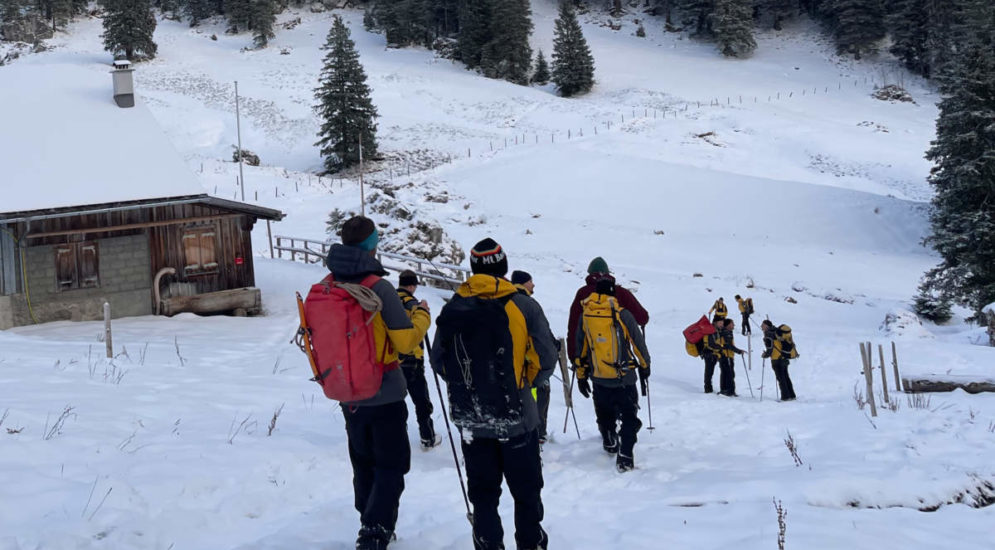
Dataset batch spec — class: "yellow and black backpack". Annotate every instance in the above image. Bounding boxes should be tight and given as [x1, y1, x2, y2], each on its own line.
[580, 293, 636, 379]
[774, 324, 799, 359]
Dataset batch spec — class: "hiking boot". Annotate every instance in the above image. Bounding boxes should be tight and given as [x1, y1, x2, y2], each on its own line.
[616, 453, 634, 473]
[420, 434, 441, 450]
[356, 525, 392, 550]
[601, 429, 619, 454]
[719, 391, 738, 397]
[704, 385, 714, 394]
[518, 526, 549, 550]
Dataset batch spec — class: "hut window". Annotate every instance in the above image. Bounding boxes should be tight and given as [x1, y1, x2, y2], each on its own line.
[55, 242, 99, 291]
[182, 227, 218, 275]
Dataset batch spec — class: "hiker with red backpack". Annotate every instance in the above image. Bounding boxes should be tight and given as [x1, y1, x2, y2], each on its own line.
[431, 238, 557, 550]
[574, 278, 651, 472]
[309, 216, 430, 550]
[397, 269, 440, 450]
[567, 257, 648, 369]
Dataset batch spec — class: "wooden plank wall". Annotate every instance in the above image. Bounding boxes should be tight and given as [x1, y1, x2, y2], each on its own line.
[10, 202, 258, 295]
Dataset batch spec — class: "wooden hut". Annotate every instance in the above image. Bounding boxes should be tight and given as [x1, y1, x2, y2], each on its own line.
[0, 63, 284, 329]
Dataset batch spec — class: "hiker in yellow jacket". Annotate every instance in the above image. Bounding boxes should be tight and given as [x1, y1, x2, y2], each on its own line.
[397, 270, 439, 450]
[735, 295, 754, 336]
[717, 318, 745, 396]
[430, 238, 557, 550]
[574, 279, 651, 472]
[761, 320, 798, 401]
[709, 297, 728, 320]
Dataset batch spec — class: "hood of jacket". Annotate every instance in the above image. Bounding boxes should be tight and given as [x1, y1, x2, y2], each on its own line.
[585, 272, 616, 287]
[456, 274, 518, 299]
[326, 243, 388, 281]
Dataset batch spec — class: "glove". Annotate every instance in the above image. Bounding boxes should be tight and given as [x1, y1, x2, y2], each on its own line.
[762, 350, 771, 359]
[577, 377, 591, 398]
[638, 367, 650, 382]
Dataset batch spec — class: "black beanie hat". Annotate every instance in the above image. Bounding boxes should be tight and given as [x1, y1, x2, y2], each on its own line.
[595, 278, 616, 296]
[341, 216, 377, 248]
[399, 270, 418, 287]
[470, 238, 508, 277]
[511, 270, 532, 285]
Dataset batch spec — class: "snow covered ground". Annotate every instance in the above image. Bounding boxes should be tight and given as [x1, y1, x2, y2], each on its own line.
[2, 2, 994, 549]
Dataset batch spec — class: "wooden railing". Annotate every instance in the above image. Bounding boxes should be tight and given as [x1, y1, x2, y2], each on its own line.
[273, 235, 469, 288]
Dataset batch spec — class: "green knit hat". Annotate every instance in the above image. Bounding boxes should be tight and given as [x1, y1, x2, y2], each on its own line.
[587, 256, 609, 274]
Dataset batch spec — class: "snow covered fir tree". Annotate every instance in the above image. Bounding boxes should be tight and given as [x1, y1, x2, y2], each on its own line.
[712, 0, 756, 57]
[551, 1, 594, 97]
[919, 11, 995, 317]
[532, 48, 550, 85]
[100, 0, 157, 61]
[313, 14, 379, 174]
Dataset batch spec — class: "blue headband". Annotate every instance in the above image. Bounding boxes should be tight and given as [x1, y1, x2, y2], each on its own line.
[357, 228, 379, 251]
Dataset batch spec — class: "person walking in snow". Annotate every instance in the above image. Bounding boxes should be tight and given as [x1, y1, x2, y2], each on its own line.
[431, 239, 557, 550]
[512, 270, 551, 445]
[567, 256, 648, 371]
[700, 316, 725, 393]
[396, 269, 439, 450]
[761, 320, 798, 401]
[708, 297, 729, 320]
[326, 216, 431, 550]
[717, 318, 745, 396]
[575, 279, 651, 472]
[735, 295, 754, 336]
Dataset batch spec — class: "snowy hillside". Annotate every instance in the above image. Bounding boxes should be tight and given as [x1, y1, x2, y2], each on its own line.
[2, 2, 994, 549]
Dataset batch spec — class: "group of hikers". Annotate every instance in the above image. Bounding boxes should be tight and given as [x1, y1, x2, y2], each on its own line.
[697, 296, 799, 400]
[297, 215, 798, 550]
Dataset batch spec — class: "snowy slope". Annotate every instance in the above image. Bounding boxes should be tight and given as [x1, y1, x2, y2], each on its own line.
[2, 3, 994, 550]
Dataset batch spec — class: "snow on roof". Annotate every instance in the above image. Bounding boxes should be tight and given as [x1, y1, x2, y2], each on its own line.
[0, 63, 205, 215]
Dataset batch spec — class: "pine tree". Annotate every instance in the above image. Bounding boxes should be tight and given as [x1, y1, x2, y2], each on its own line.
[759, 0, 795, 29]
[480, 0, 532, 84]
[251, 0, 274, 47]
[313, 15, 379, 173]
[1, 0, 21, 23]
[551, 1, 594, 97]
[913, 284, 953, 323]
[831, 0, 886, 59]
[532, 48, 550, 85]
[713, 0, 755, 56]
[458, 0, 491, 68]
[184, 0, 215, 26]
[921, 17, 995, 315]
[224, 0, 250, 32]
[887, 0, 929, 75]
[677, 0, 715, 36]
[101, 0, 158, 60]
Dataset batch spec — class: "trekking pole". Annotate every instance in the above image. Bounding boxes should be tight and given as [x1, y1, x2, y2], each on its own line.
[739, 354, 755, 398]
[760, 357, 766, 401]
[427, 336, 473, 525]
[644, 379, 655, 431]
[562, 369, 581, 439]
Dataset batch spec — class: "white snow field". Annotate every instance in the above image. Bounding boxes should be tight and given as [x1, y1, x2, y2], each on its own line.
[2, 2, 994, 549]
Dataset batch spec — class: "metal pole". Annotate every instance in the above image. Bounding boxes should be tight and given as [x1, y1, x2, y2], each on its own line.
[266, 220, 274, 259]
[760, 357, 766, 401]
[739, 355, 754, 398]
[427, 337, 473, 525]
[359, 131, 365, 217]
[234, 81, 245, 202]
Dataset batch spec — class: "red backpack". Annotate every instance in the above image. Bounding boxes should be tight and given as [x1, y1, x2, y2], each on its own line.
[294, 274, 391, 402]
[683, 315, 716, 357]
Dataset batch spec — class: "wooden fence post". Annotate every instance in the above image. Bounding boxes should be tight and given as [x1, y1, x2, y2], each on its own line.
[104, 302, 113, 359]
[891, 342, 901, 392]
[878, 344, 889, 404]
[267, 220, 274, 259]
[860, 342, 877, 417]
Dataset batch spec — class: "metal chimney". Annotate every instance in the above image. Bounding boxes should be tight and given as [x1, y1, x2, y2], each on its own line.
[111, 60, 135, 108]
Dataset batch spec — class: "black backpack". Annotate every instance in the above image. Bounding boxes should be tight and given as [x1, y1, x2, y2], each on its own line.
[434, 294, 524, 438]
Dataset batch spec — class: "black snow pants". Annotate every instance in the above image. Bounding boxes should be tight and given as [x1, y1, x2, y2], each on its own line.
[462, 429, 547, 550]
[772, 358, 796, 400]
[592, 383, 642, 457]
[741, 313, 752, 335]
[341, 400, 411, 536]
[535, 380, 551, 441]
[703, 353, 718, 393]
[401, 359, 435, 442]
[719, 356, 737, 395]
